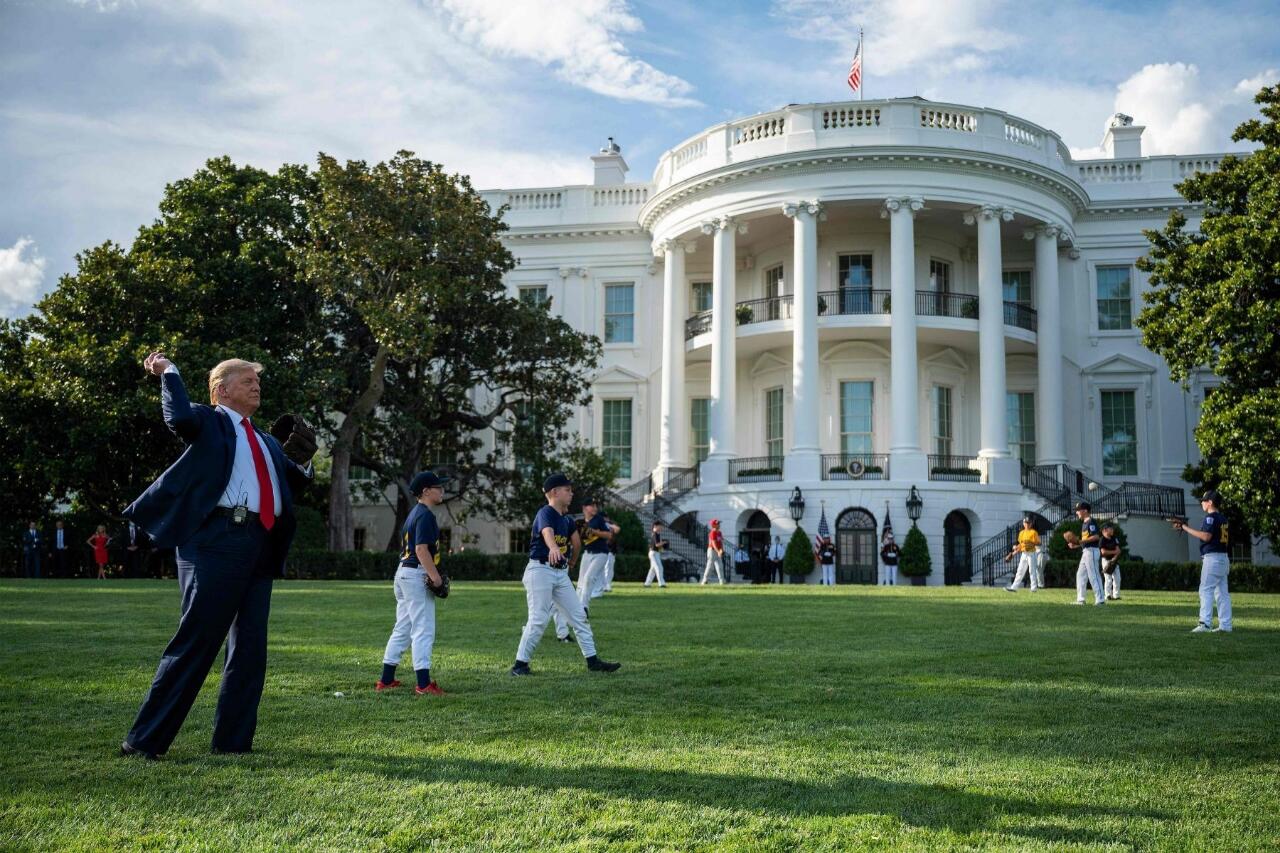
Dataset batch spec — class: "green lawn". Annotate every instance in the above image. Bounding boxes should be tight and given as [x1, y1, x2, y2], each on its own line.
[2, 580, 1277, 851]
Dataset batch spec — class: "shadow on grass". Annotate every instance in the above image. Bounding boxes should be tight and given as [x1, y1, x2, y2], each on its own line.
[279, 748, 1168, 846]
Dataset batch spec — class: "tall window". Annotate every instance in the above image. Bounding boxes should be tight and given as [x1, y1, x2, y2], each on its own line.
[691, 397, 710, 463]
[508, 529, 526, 554]
[691, 281, 712, 313]
[1003, 270, 1032, 306]
[1006, 392, 1036, 463]
[604, 283, 635, 343]
[1100, 390, 1137, 476]
[928, 259, 951, 315]
[518, 285, 548, 308]
[353, 527, 367, 551]
[1097, 266, 1132, 330]
[933, 386, 953, 456]
[512, 400, 539, 478]
[602, 399, 633, 478]
[765, 388, 784, 460]
[764, 265, 784, 320]
[839, 381, 874, 455]
[837, 254, 873, 313]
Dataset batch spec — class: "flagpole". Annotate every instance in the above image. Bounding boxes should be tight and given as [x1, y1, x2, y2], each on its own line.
[859, 28, 864, 101]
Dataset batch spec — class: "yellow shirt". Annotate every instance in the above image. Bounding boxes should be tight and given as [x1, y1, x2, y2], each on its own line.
[1017, 529, 1040, 552]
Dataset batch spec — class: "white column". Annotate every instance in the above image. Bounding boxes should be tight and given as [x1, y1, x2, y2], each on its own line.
[884, 196, 928, 481]
[782, 201, 822, 482]
[657, 238, 690, 472]
[1032, 224, 1066, 465]
[966, 204, 1019, 484]
[701, 215, 745, 485]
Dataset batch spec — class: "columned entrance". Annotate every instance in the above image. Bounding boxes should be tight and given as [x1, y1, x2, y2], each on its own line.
[835, 508, 877, 584]
[943, 511, 973, 585]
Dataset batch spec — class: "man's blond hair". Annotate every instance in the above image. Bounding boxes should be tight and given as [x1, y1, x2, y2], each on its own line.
[208, 359, 264, 404]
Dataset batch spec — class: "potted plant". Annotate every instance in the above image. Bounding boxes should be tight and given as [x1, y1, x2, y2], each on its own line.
[783, 524, 815, 584]
[817, 295, 828, 314]
[899, 525, 932, 586]
[881, 294, 891, 312]
[960, 298, 979, 319]
[735, 304, 754, 325]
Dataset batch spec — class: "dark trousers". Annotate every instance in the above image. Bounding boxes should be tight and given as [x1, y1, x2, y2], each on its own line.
[126, 515, 274, 755]
[124, 547, 146, 578]
[23, 551, 41, 578]
[52, 548, 69, 576]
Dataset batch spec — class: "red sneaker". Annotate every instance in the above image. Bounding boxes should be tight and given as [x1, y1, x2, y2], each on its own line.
[375, 679, 402, 691]
[415, 682, 445, 696]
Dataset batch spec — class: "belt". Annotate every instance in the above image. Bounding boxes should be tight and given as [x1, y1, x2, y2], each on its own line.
[532, 560, 568, 571]
[213, 506, 265, 525]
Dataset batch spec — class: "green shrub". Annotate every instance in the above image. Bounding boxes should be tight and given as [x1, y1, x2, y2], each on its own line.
[285, 548, 655, 583]
[899, 525, 932, 577]
[606, 507, 647, 554]
[783, 525, 815, 579]
[1041, 558, 1280, 593]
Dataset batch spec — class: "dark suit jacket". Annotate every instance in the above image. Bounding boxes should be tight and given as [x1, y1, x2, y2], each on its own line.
[123, 370, 309, 576]
[22, 530, 40, 555]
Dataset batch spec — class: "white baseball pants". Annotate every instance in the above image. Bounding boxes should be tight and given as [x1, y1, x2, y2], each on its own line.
[1102, 557, 1121, 598]
[702, 548, 724, 584]
[1034, 549, 1046, 589]
[1076, 548, 1104, 604]
[821, 563, 835, 585]
[1010, 552, 1039, 590]
[578, 552, 608, 605]
[644, 551, 666, 587]
[517, 562, 595, 661]
[1198, 553, 1232, 629]
[382, 565, 436, 670]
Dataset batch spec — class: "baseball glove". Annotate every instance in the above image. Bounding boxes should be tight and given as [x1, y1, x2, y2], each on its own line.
[426, 570, 450, 599]
[270, 414, 318, 466]
[1062, 531, 1080, 546]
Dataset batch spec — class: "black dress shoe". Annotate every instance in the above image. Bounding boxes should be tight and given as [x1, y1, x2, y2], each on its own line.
[210, 747, 252, 755]
[586, 657, 621, 672]
[511, 661, 532, 676]
[120, 741, 158, 761]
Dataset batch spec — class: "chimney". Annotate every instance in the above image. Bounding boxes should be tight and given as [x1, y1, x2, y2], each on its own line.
[1101, 113, 1144, 159]
[591, 137, 629, 186]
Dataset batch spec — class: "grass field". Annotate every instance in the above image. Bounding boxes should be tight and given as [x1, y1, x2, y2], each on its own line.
[2, 579, 1278, 851]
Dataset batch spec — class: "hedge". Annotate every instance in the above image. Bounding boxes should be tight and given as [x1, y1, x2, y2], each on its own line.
[285, 549, 655, 582]
[1042, 558, 1280, 593]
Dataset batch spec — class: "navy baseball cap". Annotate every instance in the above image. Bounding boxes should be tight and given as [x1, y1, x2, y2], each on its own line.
[1201, 489, 1222, 504]
[542, 472, 574, 492]
[581, 496, 599, 506]
[1074, 501, 1091, 512]
[410, 471, 448, 496]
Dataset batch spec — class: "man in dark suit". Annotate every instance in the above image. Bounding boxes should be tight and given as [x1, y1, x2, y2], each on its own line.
[51, 519, 72, 576]
[120, 352, 315, 760]
[121, 521, 150, 578]
[22, 521, 42, 578]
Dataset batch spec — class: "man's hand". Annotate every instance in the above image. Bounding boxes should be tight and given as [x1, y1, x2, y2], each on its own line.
[547, 544, 563, 566]
[270, 414, 318, 466]
[144, 351, 173, 376]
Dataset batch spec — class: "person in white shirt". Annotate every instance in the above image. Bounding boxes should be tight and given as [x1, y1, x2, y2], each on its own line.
[766, 536, 785, 584]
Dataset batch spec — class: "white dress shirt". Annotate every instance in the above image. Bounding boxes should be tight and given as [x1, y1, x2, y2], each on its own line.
[216, 403, 283, 516]
[768, 543, 785, 561]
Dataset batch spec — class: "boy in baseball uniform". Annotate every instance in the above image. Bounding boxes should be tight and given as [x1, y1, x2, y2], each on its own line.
[512, 473, 621, 676]
[1067, 502, 1105, 606]
[644, 521, 668, 587]
[1175, 489, 1232, 632]
[1005, 517, 1041, 591]
[702, 519, 726, 584]
[1100, 523, 1122, 600]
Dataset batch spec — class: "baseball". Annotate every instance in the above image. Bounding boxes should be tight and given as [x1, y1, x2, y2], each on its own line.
[333, 691, 345, 698]
[1088, 482, 1098, 491]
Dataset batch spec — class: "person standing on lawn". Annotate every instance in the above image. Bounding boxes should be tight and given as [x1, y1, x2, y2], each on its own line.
[376, 471, 449, 696]
[511, 473, 620, 676]
[1067, 502, 1105, 606]
[644, 521, 668, 588]
[88, 525, 111, 580]
[702, 519, 726, 585]
[577, 498, 614, 602]
[1175, 490, 1232, 633]
[767, 536, 785, 584]
[1005, 518, 1041, 592]
[601, 516, 620, 594]
[1100, 523, 1122, 601]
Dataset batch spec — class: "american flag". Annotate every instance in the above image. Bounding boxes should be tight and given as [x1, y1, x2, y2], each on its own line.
[816, 507, 831, 551]
[882, 506, 894, 544]
[847, 37, 863, 94]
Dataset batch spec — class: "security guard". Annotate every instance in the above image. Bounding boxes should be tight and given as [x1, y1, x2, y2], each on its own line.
[376, 471, 448, 696]
[1067, 502, 1105, 605]
[512, 473, 621, 675]
[1005, 517, 1041, 592]
[1175, 489, 1232, 632]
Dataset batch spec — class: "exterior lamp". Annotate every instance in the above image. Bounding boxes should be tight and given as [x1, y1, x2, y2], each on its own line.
[788, 487, 805, 522]
[906, 485, 923, 524]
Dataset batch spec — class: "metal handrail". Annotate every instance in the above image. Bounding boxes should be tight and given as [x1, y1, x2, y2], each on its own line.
[915, 291, 979, 319]
[817, 288, 891, 316]
[928, 455, 980, 481]
[820, 453, 889, 481]
[736, 294, 794, 325]
[729, 456, 784, 483]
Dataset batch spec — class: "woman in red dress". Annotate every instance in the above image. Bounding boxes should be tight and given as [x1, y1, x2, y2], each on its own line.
[87, 525, 111, 579]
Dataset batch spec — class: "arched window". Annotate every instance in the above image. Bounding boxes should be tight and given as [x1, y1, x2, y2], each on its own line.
[835, 507, 877, 584]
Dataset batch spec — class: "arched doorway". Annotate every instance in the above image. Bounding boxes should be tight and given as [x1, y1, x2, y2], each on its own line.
[835, 508, 877, 584]
[943, 511, 972, 585]
[740, 510, 772, 582]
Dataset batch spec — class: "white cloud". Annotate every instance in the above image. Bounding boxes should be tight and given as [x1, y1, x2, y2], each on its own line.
[0, 238, 47, 318]
[1235, 69, 1278, 97]
[434, 0, 699, 107]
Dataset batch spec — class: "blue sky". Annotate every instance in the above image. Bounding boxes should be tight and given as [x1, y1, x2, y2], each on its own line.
[1, 0, 1276, 317]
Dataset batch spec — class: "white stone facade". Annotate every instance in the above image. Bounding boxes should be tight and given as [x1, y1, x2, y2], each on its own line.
[355, 99, 1272, 578]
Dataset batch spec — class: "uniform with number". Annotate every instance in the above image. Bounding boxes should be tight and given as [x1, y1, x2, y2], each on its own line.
[1196, 511, 1232, 630]
[578, 514, 612, 603]
[517, 505, 596, 663]
[382, 504, 442, 677]
[1075, 517, 1105, 605]
[1009, 528, 1041, 591]
[1100, 534, 1122, 600]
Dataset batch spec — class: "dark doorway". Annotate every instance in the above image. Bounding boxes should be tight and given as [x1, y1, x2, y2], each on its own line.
[740, 510, 772, 582]
[835, 507, 877, 584]
[943, 511, 972, 585]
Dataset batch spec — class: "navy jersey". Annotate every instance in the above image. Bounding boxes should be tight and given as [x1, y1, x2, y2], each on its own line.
[650, 531, 666, 552]
[1080, 518, 1101, 547]
[530, 504, 575, 567]
[1099, 535, 1120, 555]
[583, 513, 611, 554]
[400, 504, 441, 569]
[1199, 511, 1229, 555]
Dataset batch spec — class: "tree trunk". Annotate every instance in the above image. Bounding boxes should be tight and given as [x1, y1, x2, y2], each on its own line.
[327, 343, 390, 551]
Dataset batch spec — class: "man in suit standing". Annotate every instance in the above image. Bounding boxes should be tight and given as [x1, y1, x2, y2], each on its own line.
[119, 352, 315, 760]
[51, 520, 72, 576]
[121, 521, 150, 578]
[22, 521, 42, 578]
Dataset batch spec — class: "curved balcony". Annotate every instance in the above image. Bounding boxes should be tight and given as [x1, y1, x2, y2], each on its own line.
[684, 291, 1037, 341]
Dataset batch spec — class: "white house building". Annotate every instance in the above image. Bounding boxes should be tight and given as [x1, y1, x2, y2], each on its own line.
[354, 96, 1273, 582]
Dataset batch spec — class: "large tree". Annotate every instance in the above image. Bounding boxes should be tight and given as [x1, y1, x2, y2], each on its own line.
[1136, 83, 1280, 542]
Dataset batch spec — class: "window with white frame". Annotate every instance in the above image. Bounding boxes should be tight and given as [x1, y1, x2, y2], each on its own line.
[837, 254, 874, 314]
[691, 397, 710, 463]
[839, 381, 874, 455]
[1003, 270, 1032, 306]
[929, 259, 951, 293]
[764, 265, 784, 320]
[691, 281, 712, 314]
[932, 386, 953, 457]
[602, 398, 633, 478]
[1100, 390, 1137, 476]
[1096, 266, 1132, 330]
[518, 285, 548, 308]
[1006, 392, 1036, 463]
[765, 387, 784, 460]
[604, 283, 635, 343]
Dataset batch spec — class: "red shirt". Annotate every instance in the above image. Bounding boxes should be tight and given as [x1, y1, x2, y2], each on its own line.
[708, 529, 723, 551]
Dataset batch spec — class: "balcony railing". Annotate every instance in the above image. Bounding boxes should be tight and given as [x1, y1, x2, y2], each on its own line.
[729, 456, 784, 483]
[685, 310, 712, 339]
[736, 294, 794, 325]
[818, 288, 891, 316]
[821, 453, 889, 481]
[1003, 301, 1038, 332]
[916, 291, 979, 320]
[928, 454, 981, 482]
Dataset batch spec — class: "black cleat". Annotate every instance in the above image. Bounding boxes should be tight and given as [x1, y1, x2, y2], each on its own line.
[557, 636, 574, 643]
[120, 741, 158, 761]
[510, 661, 533, 676]
[586, 657, 621, 673]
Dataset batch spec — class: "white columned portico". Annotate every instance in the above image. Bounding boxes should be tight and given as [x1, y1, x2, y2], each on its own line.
[700, 215, 746, 486]
[782, 200, 822, 482]
[883, 196, 928, 481]
[966, 204, 1020, 485]
[656, 238, 692, 476]
[1030, 224, 1066, 465]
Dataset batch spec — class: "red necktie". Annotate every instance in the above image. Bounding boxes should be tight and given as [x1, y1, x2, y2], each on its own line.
[241, 417, 275, 531]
